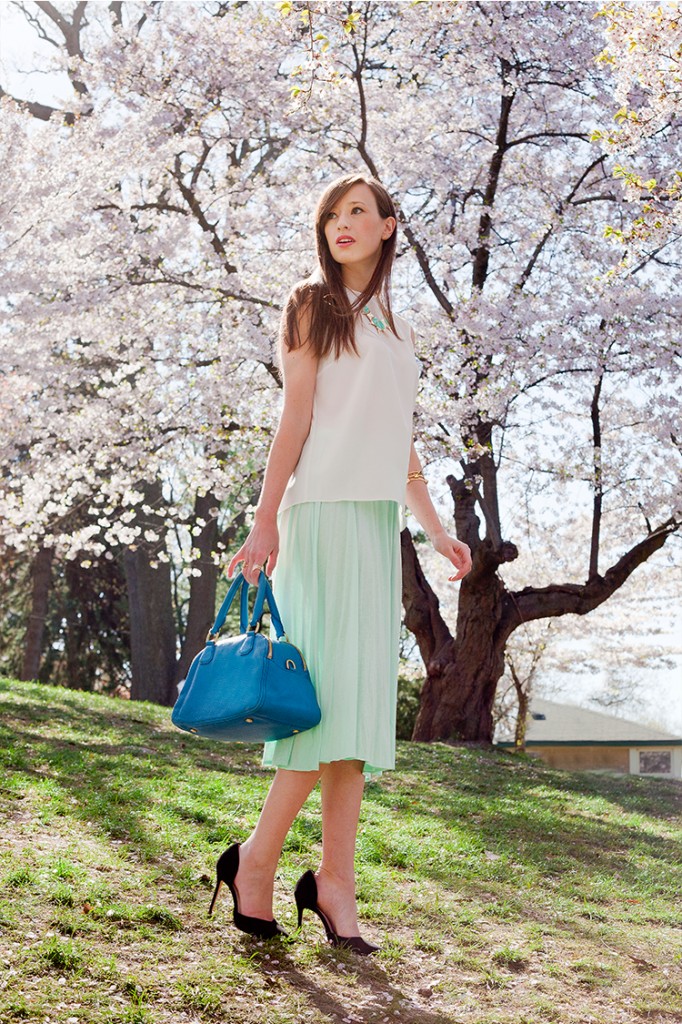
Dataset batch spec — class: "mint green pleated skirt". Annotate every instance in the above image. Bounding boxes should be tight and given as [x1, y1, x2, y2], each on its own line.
[262, 500, 402, 781]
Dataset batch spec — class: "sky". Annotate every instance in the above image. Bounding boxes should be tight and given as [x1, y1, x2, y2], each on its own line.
[0, 3, 74, 107]
[2, 2, 681, 735]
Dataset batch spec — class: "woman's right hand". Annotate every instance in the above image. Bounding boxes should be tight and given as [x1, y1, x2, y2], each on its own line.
[227, 512, 279, 586]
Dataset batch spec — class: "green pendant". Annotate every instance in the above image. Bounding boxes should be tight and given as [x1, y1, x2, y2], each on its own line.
[362, 305, 387, 332]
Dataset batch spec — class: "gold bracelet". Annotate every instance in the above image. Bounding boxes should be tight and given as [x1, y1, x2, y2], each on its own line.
[407, 471, 426, 484]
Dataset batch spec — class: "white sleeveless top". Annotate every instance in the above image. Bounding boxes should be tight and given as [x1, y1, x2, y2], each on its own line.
[279, 288, 422, 529]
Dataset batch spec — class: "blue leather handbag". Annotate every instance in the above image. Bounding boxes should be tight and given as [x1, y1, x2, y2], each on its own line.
[171, 570, 321, 742]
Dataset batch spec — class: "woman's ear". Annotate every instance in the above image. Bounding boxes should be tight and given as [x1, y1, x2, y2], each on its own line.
[382, 216, 397, 240]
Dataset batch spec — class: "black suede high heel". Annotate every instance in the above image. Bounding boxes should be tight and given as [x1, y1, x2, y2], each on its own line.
[208, 843, 287, 940]
[294, 870, 379, 956]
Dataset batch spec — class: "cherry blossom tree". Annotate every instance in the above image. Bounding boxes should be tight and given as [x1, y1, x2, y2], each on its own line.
[1, 1, 304, 701]
[593, 0, 682, 253]
[1, 1, 679, 735]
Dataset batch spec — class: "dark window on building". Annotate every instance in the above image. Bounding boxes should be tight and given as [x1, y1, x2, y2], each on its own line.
[638, 750, 672, 775]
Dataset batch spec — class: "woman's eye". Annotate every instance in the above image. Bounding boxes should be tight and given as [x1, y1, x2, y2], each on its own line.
[326, 207, 363, 219]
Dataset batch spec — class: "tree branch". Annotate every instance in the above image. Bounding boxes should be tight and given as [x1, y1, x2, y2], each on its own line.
[506, 518, 680, 631]
[515, 154, 608, 291]
[400, 529, 453, 666]
[472, 61, 515, 291]
[36, 1, 90, 95]
[506, 130, 590, 148]
[171, 156, 239, 274]
[589, 367, 604, 580]
[346, 31, 454, 316]
[0, 85, 74, 124]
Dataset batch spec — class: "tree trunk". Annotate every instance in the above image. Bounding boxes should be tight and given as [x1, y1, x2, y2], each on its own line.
[174, 479, 263, 692]
[175, 493, 219, 687]
[513, 684, 530, 752]
[122, 480, 177, 705]
[64, 561, 83, 690]
[408, 474, 519, 744]
[411, 539, 514, 744]
[506, 642, 545, 753]
[20, 545, 54, 681]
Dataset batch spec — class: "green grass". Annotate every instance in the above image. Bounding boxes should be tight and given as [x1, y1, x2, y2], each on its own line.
[1, 676, 681, 1024]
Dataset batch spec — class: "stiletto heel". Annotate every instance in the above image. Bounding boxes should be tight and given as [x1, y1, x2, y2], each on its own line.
[294, 870, 379, 956]
[209, 843, 287, 940]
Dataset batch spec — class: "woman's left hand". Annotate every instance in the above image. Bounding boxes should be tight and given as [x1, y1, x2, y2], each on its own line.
[432, 530, 472, 582]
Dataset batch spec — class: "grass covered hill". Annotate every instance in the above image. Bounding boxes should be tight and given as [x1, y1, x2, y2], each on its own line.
[1, 677, 681, 1024]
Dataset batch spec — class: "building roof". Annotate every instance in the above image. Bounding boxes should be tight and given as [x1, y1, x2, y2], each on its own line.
[500, 697, 682, 746]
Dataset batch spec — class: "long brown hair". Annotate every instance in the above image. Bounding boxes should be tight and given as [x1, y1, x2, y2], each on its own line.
[279, 173, 399, 362]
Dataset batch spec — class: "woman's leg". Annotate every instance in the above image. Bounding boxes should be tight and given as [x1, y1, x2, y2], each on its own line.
[314, 759, 366, 936]
[235, 767, 321, 919]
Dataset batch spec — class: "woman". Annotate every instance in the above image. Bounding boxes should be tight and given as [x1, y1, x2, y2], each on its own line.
[218, 172, 472, 954]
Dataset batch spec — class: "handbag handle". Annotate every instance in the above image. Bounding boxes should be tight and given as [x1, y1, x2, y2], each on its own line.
[249, 571, 286, 639]
[207, 571, 251, 640]
[207, 570, 286, 642]
[238, 573, 251, 633]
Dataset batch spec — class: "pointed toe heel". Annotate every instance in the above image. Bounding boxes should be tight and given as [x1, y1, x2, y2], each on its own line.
[209, 842, 287, 940]
[293, 869, 379, 956]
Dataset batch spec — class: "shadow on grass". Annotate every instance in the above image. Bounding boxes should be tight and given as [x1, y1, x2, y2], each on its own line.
[364, 749, 682, 914]
[394, 742, 682, 821]
[247, 940, 454, 1024]
[0, 681, 265, 861]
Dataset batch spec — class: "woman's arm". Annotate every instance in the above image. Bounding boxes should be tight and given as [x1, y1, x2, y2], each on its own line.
[228, 311, 318, 585]
[404, 439, 472, 582]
